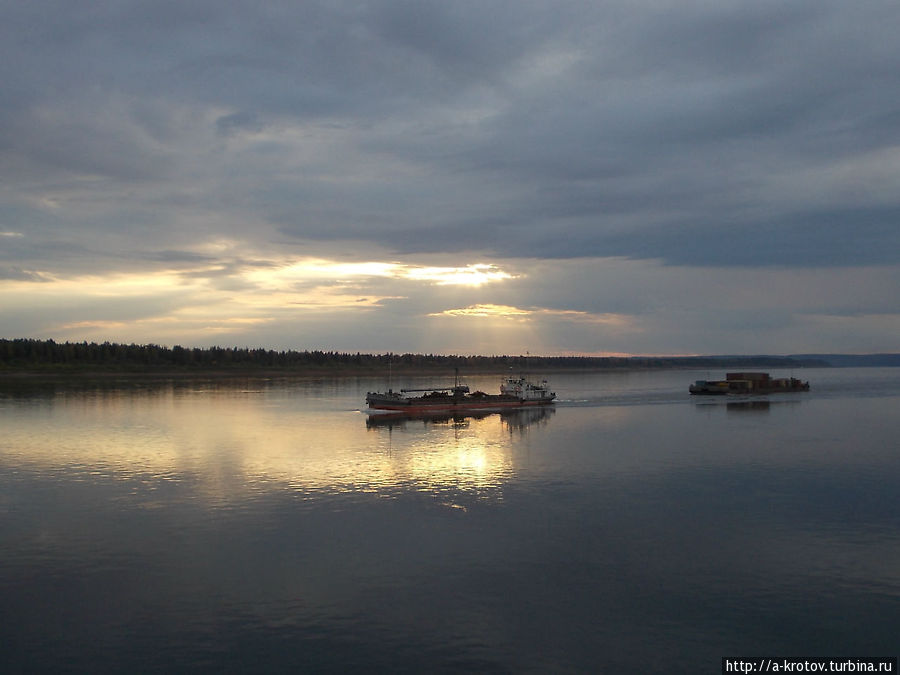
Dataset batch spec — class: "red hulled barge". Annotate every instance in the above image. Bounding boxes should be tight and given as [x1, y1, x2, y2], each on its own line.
[366, 372, 556, 414]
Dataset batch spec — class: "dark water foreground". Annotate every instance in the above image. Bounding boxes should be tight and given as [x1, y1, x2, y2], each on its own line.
[1, 369, 898, 673]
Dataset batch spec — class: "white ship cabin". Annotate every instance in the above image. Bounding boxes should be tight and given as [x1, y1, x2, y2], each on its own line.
[500, 376, 555, 401]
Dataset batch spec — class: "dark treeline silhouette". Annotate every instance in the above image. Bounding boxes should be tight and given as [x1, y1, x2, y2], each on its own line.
[0, 338, 826, 375]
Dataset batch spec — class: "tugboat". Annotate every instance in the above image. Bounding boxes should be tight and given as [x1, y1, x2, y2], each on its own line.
[366, 370, 556, 413]
[689, 372, 810, 395]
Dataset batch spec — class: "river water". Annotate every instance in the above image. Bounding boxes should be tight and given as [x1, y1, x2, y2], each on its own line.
[1, 368, 898, 673]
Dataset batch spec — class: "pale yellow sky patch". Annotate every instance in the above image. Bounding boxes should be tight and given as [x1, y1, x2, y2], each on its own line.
[1, 270, 195, 298]
[403, 264, 515, 286]
[431, 304, 531, 318]
[57, 319, 132, 332]
[1, 257, 514, 307]
[243, 259, 399, 287]
[55, 315, 278, 345]
[430, 304, 635, 329]
[0, 256, 520, 345]
[243, 259, 514, 289]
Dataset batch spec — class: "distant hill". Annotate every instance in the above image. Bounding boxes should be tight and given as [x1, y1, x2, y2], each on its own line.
[790, 354, 900, 367]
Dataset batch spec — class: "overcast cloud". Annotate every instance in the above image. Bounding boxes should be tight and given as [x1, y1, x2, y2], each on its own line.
[2, 0, 899, 354]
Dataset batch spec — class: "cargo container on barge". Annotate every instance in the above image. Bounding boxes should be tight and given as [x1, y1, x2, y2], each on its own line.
[689, 372, 810, 395]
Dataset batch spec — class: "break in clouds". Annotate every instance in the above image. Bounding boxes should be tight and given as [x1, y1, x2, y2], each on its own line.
[1, 0, 899, 354]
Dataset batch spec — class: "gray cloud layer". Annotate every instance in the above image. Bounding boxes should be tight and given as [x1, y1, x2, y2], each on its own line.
[3, 0, 900, 271]
[2, 1, 900, 355]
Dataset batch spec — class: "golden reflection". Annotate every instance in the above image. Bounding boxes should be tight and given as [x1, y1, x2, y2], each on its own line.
[408, 420, 512, 491]
[365, 407, 555, 431]
[364, 408, 555, 503]
[0, 385, 553, 505]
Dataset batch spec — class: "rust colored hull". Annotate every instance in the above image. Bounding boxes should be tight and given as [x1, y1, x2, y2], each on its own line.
[367, 397, 554, 414]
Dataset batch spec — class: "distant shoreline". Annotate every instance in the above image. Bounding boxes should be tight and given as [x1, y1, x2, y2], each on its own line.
[4, 337, 898, 380]
[0, 359, 828, 382]
[0, 364, 823, 386]
[0, 361, 817, 379]
[0, 358, 829, 384]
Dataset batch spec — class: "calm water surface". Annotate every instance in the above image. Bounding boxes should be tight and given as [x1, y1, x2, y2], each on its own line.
[2, 368, 899, 673]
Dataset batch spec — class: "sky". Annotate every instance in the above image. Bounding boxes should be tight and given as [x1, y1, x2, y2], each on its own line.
[2, 0, 900, 356]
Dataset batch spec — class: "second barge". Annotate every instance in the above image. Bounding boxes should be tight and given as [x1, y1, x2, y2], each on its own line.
[689, 372, 810, 395]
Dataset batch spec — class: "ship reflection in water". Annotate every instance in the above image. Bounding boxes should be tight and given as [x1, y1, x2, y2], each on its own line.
[727, 400, 771, 413]
[364, 406, 556, 504]
[694, 398, 807, 414]
[365, 405, 556, 430]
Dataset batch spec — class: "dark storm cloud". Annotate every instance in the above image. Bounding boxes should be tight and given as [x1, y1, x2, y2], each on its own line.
[2, 0, 900, 269]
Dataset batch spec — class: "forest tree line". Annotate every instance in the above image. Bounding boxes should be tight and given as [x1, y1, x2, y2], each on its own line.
[0, 338, 826, 374]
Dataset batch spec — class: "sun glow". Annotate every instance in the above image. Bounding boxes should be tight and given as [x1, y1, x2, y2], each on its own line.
[402, 264, 514, 286]
[0, 254, 521, 344]
[430, 304, 633, 327]
[431, 304, 532, 319]
[244, 260, 514, 288]
[244, 260, 399, 286]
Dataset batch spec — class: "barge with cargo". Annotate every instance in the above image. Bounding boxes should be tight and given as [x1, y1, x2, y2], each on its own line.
[366, 371, 556, 413]
[689, 372, 809, 395]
